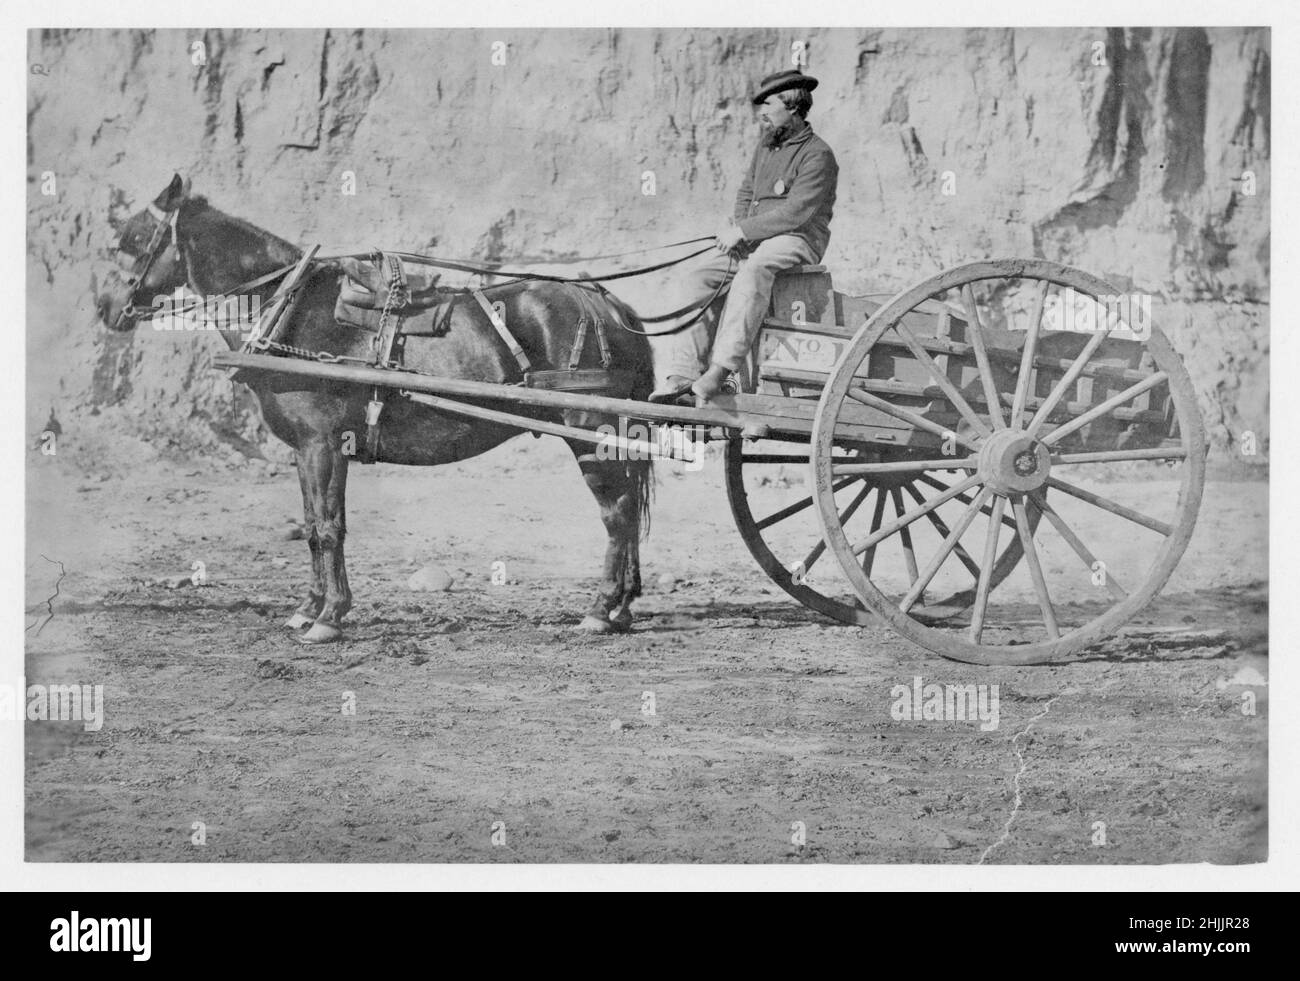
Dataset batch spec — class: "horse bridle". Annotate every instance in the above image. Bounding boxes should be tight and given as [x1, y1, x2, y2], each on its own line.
[113, 200, 182, 329]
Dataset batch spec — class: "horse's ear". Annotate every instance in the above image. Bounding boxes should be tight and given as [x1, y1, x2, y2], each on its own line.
[154, 173, 186, 210]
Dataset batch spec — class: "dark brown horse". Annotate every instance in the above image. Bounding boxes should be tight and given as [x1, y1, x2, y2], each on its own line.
[94, 175, 654, 643]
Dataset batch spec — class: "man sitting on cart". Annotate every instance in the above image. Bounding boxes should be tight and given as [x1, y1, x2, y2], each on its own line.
[650, 69, 839, 404]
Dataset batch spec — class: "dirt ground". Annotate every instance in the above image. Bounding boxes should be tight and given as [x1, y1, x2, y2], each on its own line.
[24, 432, 1267, 864]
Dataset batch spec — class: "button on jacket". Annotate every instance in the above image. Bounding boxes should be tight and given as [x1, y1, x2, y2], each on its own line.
[734, 121, 838, 259]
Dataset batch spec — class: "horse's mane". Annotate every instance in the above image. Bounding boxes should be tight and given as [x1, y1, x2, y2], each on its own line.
[184, 194, 304, 263]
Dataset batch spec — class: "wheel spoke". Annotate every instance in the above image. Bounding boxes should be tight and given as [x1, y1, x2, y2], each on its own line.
[1045, 476, 1172, 536]
[726, 439, 879, 626]
[1024, 329, 1110, 439]
[1040, 371, 1169, 446]
[888, 321, 992, 438]
[834, 456, 977, 476]
[851, 474, 982, 556]
[918, 473, 1018, 531]
[800, 482, 872, 573]
[1012, 496, 1059, 638]
[757, 474, 857, 531]
[891, 488, 921, 592]
[1028, 492, 1127, 601]
[1010, 280, 1049, 427]
[900, 487, 991, 614]
[905, 483, 981, 579]
[847, 387, 981, 452]
[1052, 446, 1187, 465]
[969, 495, 1007, 642]
[960, 284, 1006, 429]
[861, 490, 887, 577]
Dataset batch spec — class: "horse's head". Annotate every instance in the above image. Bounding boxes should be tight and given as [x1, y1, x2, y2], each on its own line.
[94, 173, 191, 332]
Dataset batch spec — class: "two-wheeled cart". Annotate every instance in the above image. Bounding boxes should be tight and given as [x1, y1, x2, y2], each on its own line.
[218, 257, 1204, 664]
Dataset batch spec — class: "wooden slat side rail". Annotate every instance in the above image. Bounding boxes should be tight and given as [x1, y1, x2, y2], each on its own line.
[761, 316, 1158, 385]
[758, 366, 1169, 427]
[761, 317, 858, 340]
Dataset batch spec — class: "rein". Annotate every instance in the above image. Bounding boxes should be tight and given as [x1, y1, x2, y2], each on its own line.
[611, 255, 734, 336]
[356, 238, 716, 285]
[160, 262, 300, 319]
[139, 209, 731, 336]
[320, 237, 734, 336]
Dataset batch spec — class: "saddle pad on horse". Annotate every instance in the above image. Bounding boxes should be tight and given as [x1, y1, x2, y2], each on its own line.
[334, 250, 454, 339]
[338, 253, 444, 310]
[333, 293, 455, 336]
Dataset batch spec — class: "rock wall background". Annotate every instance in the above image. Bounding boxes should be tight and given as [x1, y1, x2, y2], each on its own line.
[27, 27, 1269, 464]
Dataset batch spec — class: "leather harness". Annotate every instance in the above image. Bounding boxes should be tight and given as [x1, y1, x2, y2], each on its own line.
[350, 252, 632, 463]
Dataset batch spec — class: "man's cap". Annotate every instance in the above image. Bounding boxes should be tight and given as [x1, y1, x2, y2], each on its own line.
[752, 69, 819, 106]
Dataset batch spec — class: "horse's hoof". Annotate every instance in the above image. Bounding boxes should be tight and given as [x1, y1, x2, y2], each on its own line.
[608, 610, 633, 634]
[299, 621, 343, 645]
[284, 612, 314, 630]
[575, 614, 615, 634]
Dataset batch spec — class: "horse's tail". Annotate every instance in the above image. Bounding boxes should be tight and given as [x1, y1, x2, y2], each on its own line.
[629, 454, 654, 542]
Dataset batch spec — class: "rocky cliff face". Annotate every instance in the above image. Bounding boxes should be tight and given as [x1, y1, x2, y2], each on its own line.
[27, 27, 1269, 463]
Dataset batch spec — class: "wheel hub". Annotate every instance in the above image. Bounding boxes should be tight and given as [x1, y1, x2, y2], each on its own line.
[1013, 450, 1038, 476]
[978, 429, 1051, 495]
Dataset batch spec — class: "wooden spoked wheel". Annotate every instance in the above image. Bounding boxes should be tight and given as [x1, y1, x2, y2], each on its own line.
[810, 260, 1206, 664]
[725, 437, 1034, 626]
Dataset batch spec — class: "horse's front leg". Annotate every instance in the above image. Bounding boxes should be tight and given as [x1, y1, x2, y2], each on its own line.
[298, 438, 353, 645]
[285, 455, 325, 630]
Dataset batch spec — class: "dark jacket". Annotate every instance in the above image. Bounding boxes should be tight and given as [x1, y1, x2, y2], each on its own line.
[734, 121, 838, 259]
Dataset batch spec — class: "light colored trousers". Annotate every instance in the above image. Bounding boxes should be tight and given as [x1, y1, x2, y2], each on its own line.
[657, 233, 819, 385]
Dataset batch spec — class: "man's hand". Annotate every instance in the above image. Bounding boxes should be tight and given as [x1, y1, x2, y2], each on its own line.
[714, 223, 747, 254]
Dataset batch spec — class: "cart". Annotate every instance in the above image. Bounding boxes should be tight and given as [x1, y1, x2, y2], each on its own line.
[216, 257, 1205, 665]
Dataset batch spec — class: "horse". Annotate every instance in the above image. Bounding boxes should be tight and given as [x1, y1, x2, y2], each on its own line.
[93, 174, 655, 643]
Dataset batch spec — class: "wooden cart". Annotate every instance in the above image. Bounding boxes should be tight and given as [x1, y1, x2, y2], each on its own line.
[218, 257, 1205, 665]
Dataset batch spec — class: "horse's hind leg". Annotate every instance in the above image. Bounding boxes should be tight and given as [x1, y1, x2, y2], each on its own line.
[297, 437, 354, 645]
[607, 530, 642, 631]
[285, 457, 325, 630]
[569, 439, 650, 634]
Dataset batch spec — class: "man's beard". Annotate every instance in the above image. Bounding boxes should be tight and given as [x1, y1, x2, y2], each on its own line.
[761, 119, 794, 148]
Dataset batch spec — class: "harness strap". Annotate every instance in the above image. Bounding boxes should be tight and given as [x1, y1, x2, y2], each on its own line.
[362, 253, 412, 463]
[568, 316, 589, 371]
[593, 313, 612, 368]
[118, 202, 182, 325]
[243, 246, 320, 353]
[472, 289, 532, 373]
[144, 202, 181, 263]
[567, 284, 613, 370]
[370, 253, 409, 368]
